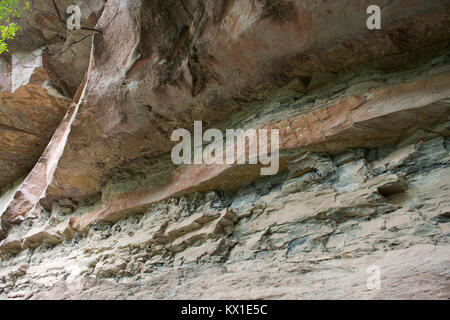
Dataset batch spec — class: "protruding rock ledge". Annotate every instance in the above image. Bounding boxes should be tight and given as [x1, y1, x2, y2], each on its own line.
[59, 67, 450, 231]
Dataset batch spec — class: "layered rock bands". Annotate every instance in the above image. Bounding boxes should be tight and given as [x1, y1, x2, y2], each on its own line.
[0, 0, 449, 299]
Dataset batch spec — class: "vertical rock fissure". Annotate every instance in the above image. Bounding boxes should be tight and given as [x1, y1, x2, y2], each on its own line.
[0, 38, 96, 241]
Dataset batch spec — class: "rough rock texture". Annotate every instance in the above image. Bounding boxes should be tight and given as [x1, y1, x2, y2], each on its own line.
[0, 49, 71, 190]
[46, 0, 450, 199]
[0, 0, 105, 191]
[0, 0, 450, 300]
[1, 128, 449, 299]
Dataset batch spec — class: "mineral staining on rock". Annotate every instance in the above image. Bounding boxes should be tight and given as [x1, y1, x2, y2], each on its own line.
[0, 0, 105, 191]
[1, 123, 449, 299]
[0, 0, 450, 300]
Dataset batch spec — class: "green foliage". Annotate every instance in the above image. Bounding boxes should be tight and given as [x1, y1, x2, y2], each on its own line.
[0, 0, 30, 55]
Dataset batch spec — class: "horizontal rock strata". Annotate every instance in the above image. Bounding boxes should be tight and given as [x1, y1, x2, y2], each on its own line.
[1, 122, 449, 299]
[0, 0, 449, 300]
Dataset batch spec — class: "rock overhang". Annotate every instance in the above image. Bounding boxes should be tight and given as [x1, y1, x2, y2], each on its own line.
[39, 0, 450, 200]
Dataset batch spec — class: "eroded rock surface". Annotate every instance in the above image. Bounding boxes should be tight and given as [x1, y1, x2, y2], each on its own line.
[0, 49, 71, 190]
[47, 0, 450, 199]
[1, 127, 449, 299]
[0, 0, 449, 300]
[0, 0, 106, 190]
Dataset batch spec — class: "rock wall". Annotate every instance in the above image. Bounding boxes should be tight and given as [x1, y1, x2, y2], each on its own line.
[0, 0, 449, 299]
[1, 124, 449, 299]
[0, 0, 105, 190]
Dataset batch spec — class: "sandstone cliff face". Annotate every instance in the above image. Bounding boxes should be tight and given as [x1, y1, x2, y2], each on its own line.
[0, 0, 449, 300]
[0, 0, 105, 191]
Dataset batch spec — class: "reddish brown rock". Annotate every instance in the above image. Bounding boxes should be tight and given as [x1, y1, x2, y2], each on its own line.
[64, 68, 450, 230]
[0, 0, 106, 192]
[1, 0, 449, 239]
[0, 1, 450, 301]
[0, 50, 71, 191]
[44, 0, 450, 199]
